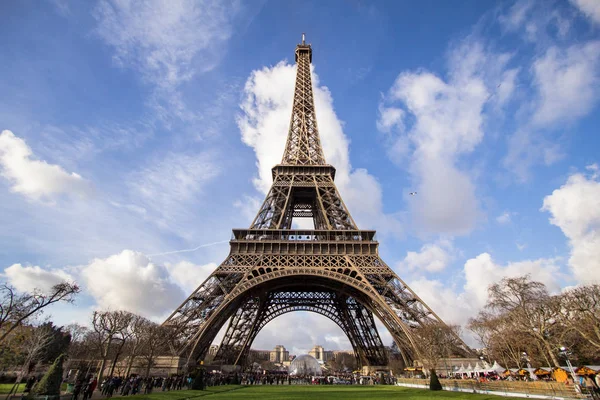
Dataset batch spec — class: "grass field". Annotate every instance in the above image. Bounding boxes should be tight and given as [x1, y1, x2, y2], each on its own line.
[0, 383, 25, 394]
[0, 382, 69, 395]
[109, 385, 527, 400]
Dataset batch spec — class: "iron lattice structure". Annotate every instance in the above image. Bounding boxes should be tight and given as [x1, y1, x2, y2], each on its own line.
[164, 36, 471, 368]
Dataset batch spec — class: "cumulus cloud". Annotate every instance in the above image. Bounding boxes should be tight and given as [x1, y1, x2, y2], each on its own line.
[0, 130, 91, 201]
[81, 250, 185, 317]
[570, 0, 600, 24]
[3, 264, 73, 293]
[462, 253, 563, 309]
[164, 260, 217, 293]
[253, 312, 351, 354]
[407, 252, 563, 330]
[377, 42, 513, 234]
[398, 239, 454, 273]
[238, 62, 402, 236]
[541, 169, 600, 284]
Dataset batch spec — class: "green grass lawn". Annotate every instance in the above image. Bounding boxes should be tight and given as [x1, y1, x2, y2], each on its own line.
[110, 385, 527, 400]
[0, 382, 68, 394]
[0, 383, 25, 394]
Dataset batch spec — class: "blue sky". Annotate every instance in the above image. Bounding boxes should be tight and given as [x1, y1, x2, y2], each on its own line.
[1, 0, 599, 353]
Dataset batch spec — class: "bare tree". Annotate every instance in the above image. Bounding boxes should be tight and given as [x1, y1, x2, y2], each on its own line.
[486, 276, 561, 367]
[412, 322, 461, 389]
[0, 283, 80, 343]
[122, 315, 150, 377]
[5, 324, 54, 399]
[138, 323, 169, 378]
[92, 310, 134, 384]
[558, 284, 600, 354]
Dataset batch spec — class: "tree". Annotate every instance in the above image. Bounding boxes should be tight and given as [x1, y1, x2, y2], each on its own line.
[122, 315, 149, 377]
[485, 276, 562, 367]
[412, 322, 461, 390]
[0, 283, 80, 344]
[129, 320, 168, 378]
[558, 285, 600, 355]
[331, 352, 356, 372]
[29, 354, 65, 397]
[387, 344, 406, 376]
[5, 324, 54, 398]
[91, 310, 134, 384]
[36, 323, 71, 365]
[64, 324, 94, 377]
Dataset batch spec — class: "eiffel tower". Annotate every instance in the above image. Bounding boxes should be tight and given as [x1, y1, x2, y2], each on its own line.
[164, 35, 471, 370]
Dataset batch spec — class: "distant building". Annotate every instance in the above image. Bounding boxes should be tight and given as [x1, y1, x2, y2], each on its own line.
[249, 349, 270, 361]
[270, 345, 289, 363]
[332, 350, 354, 357]
[308, 345, 334, 362]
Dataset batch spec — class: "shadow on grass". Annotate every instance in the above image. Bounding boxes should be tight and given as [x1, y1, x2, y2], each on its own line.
[110, 385, 248, 400]
[110, 385, 524, 400]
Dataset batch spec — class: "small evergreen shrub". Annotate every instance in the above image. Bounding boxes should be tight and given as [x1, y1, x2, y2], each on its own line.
[29, 354, 65, 397]
[429, 369, 443, 391]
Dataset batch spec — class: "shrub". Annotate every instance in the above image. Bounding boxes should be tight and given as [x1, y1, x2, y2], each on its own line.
[29, 354, 65, 397]
[429, 369, 442, 391]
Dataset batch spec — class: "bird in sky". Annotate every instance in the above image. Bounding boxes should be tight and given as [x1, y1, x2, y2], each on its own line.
[409, 192, 417, 196]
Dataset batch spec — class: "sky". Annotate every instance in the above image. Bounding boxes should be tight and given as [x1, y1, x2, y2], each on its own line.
[1, 0, 600, 356]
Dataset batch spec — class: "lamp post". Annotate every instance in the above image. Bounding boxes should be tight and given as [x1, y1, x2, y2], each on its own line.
[559, 346, 580, 391]
[521, 352, 537, 381]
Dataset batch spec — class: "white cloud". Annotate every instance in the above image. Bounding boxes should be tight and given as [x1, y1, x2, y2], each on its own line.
[541, 170, 600, 284]
[253, 312, 351, 354]
[495, 4, 600, 182]
[93, 0, 237, 88]
[129, 151, 219, 229]
[0, 130, 91, 201]
[164, 260, 217, 293]
[502, 40, 600, 182]
[81, 250, 185, 317]
[3, 264, 73, 293]
[532, 41, 600, 127]
[92, 0, 242, 124]
[238, 62, 402, 237]
[500, 0, 572, 42]
[377, 42, 510, 235]
[462, 253, 562, 309]
[499, 0, 535, 31]
[407, 252, 563, 333]
[496, 211, 513, 225]
[399, 239, 454, 273]
[376, 105, 404, 134]
[570, 0, 600, 24]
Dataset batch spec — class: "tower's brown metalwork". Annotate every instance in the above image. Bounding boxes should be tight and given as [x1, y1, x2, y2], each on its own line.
[164, 35, 471, 368]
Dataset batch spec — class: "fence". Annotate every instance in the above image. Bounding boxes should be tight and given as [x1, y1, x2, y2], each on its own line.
[396, 378, 592, 399]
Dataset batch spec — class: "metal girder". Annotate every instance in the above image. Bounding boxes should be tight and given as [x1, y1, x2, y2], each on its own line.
[213, 290, 387, 367]
[281, 41, 326, 166]
[162, 37, 474, 370]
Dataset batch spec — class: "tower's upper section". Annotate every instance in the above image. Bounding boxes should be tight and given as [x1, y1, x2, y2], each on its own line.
[280, 34, 327, 166]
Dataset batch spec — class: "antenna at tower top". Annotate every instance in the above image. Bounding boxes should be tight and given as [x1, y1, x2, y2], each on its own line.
[302, 32, 305, 44]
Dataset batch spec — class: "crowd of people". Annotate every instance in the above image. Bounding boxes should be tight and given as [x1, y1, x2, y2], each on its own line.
[62, 369, 394, 399]
[71, 375, 192, 399]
